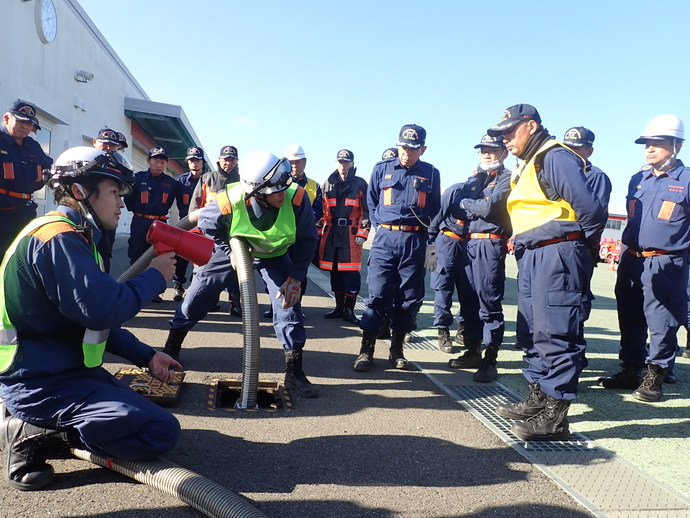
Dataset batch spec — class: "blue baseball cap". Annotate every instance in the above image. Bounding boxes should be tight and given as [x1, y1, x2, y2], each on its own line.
[563, 127, 595, 147]
[8, 100, 40, 129]
[487, 104, 541, 137]
[396, 124, 426, 149]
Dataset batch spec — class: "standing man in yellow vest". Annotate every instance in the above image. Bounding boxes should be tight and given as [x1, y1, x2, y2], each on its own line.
[487, 104, 605, 441]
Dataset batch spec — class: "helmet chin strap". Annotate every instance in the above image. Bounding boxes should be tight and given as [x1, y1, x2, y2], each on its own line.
[72, 183, 104, 235]
[657, 138, 679, 172]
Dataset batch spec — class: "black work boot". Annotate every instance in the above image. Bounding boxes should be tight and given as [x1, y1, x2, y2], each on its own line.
[388, 331, 411, 370]
[448, 340, 482, 369]
[341, 295, 360, 325]
[455, 323, 465, 347]
[162, 328, 188, 362]
[228, 300, 242, 317]
[324, 293, 345, 319]
[284, 350, 318, 398]
[473, 345, 499, 383]
[495, 383, 547, 419]
[173, 282, 185, 302]
[632, 363, 667, 402]
[683, 332, 690, 358]
[437, 328, 453, 354]
[597, 363, 643, 390]
[511, 396, 571, 441]
[354, 330, 377, 372]
[2, 416, 71, 491]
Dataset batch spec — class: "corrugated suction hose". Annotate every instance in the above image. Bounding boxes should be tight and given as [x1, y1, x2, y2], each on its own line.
[98, 217, 267, 517]
[229, 237, 260, 409]
[71, 449, 267, 518]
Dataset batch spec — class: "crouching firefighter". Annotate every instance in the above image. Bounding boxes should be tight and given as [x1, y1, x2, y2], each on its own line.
[0, 146, 181, 491]
[162, 150, 319, 397]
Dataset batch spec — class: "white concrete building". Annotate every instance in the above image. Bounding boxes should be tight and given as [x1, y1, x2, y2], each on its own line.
[0, 0, 204, 232]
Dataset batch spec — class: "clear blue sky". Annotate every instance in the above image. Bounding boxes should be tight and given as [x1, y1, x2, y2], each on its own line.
[80, 0, 690, 214]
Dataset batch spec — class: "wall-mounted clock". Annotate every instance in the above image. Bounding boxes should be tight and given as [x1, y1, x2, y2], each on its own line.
[35, 0, 58, 44]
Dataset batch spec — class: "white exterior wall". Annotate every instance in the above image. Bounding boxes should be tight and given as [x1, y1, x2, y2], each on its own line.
[0, 0, 149, 229]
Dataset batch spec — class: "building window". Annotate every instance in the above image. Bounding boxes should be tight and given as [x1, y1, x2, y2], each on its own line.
[606, 219, 622, 230]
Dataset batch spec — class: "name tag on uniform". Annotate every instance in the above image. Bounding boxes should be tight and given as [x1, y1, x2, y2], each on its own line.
[384, 173, 393, 180]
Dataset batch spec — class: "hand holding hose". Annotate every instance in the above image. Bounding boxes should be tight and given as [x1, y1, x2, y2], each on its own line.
[276, 277, 302, 309]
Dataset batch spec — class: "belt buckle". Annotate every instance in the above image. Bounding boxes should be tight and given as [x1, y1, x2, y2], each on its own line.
[337, 218, 348, 227]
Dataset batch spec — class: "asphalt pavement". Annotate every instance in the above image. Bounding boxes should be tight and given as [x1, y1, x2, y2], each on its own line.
[1, 235, 688, 518]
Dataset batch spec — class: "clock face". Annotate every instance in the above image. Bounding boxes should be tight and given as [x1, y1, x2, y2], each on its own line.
[36, 0, 58, 44]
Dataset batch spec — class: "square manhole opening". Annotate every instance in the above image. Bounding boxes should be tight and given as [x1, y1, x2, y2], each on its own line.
[208, 379, 292, 412]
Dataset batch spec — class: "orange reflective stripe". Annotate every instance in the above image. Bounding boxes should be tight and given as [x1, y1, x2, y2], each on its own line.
[3, 162, 14, 180]
[356, 229, 369, 239]
[141, 191, 148, 204]
[162, 193, 169, 204]
[217, 191, 232, 215]
[337, 262, 361, 271]
[418, 191, 427, 207]
[383, 187, 392, 206]
[344, 198, 359, 206]
[183, 193, 189, 205]
[36, 165, 43, 182]
[292, 186, 305, 206]
[30, 221, 78, 243]
[326, 198, 337, 207]
[319, 260, 334, 270]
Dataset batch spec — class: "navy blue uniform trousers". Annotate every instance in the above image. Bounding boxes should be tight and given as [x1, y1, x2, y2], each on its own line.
[361, 227, 425, 334]
[431, 233, 468, 330]
[12, 368, 179, 460]
[615, 251, 688, 368]
[462, 237, 507, 347]
[171, 246, 306, 350]
[515, 240, 590, 400]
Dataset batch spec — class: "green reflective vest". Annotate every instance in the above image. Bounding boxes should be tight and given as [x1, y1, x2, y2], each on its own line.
[227, 183, 298, 258]
[0, 214, 108, 374]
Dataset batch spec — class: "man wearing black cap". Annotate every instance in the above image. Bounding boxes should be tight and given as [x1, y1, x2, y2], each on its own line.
[562, 127, 612, 323]
[116, 132, 128, 151]
[318, 149, 370, 324]
[124, 147, 177, 301]
[0, 100, 53, 258]
[92, 128, 124, 273]
[440, 134, 512, 383]
[353, 124, 441, 372]
[172, 146, 205, 301]
[188, 145, 242, 315]
[488, 104, 605, 440]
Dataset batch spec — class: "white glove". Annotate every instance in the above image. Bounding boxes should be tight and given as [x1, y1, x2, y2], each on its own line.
[424, 244, 438, 272]
[276, 277, 302, 309]
[355, 236, 366, 247]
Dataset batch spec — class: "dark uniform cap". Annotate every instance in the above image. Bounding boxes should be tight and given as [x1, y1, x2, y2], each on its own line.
[116, 132, 128, 148]
[219, 145, 238, 159]
[8, 100, 40, 130]
[381, 147, 398, 160]
[563, 127, 595, 148]
[473, 134, 506, 149]
[148, 147, 168, 159]
[396, 124, 426, 149]
[487, 104, 541, 137]
[186, 146, 204, 160]
[96, 128, 120, 146]
[336, 149, 354, 162]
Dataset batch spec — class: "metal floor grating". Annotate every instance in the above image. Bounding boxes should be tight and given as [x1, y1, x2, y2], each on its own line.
[443, 384, 596, 453]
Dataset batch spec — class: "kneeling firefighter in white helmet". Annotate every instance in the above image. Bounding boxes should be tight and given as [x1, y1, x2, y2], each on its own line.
[163, 150, 319, 397]
[599, 114, 690, 402]
[0, 146, 181, 491]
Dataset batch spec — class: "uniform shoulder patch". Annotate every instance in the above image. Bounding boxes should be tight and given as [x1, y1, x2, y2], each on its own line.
[29, 221, 77, 243]
[293, 185, 305, 206]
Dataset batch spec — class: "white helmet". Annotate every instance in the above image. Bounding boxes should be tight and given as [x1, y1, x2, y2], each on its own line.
[240, 150, 292, 197]
[47, 146, 134, 195]
[635, 114, 685, 144]
[283, 144, 306, 161]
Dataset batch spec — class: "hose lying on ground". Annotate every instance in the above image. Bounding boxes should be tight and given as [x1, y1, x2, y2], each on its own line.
[71, 449, 267, 518]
